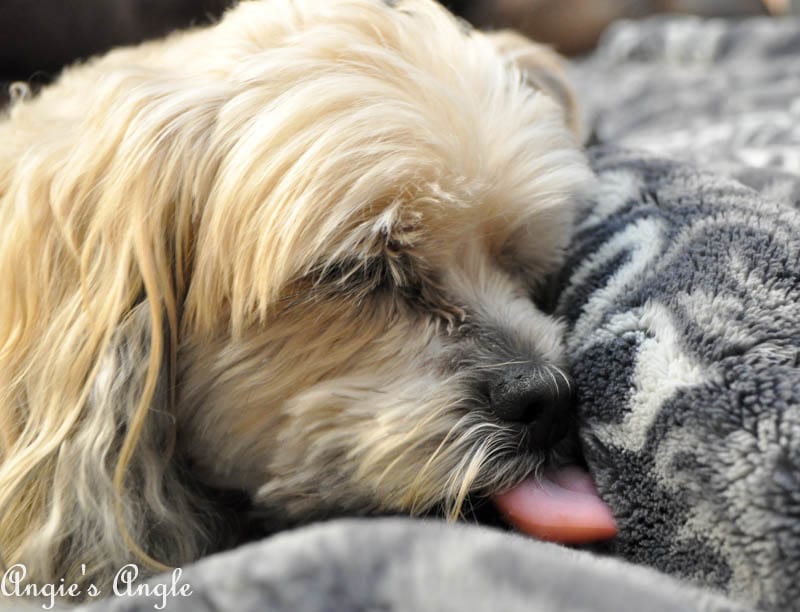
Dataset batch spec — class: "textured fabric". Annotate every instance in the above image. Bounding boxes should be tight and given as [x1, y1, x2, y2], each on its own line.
[574, 16, 800, 205]
[77, 519, 749, 612]
[558, 147, 800, 611]
[562, 16, 800, 612]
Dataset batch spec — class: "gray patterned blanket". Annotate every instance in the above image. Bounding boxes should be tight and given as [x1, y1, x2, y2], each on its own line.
[564, 16, 800, 612]
[559, 147, 800, 612]
[71, 14, 799, 612]
[575, 16, 800, 200]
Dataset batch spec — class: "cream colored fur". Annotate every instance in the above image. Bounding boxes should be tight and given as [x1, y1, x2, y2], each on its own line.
[0, 0, 590, 601]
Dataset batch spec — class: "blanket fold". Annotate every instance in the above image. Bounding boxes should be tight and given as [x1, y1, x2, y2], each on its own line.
[78, 519, 749, 612]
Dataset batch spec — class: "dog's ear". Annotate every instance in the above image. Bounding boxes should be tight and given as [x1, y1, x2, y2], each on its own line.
[486, 30, 583, 141]
[83, 298, 235, 573]
[0, 290, 216, 589]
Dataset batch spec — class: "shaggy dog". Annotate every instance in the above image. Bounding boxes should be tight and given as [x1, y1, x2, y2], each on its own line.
[0, 0, 590, 599]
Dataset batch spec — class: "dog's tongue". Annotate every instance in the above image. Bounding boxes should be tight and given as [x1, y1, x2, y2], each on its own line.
[493, 466, 617, 543]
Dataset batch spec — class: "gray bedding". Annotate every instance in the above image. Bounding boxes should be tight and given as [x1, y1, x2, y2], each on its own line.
[77, 520, 747, 612]
[575, 15, 800, 199]
[560, 147, 800, 612]
[76, 14, 800, 612]
[566, 16, 800, 612]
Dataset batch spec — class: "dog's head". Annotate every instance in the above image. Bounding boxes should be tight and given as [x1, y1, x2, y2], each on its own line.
[176, 0, 589, 521]
[0, 0, 589, 591]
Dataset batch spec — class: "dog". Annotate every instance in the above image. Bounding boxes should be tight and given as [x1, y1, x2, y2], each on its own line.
[0, 0, 590, 600]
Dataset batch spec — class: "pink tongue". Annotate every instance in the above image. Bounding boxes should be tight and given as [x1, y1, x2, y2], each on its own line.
[493, 466, 617, 543]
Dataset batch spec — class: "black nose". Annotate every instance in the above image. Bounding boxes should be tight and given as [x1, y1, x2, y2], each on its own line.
[488, 365, 574, 446]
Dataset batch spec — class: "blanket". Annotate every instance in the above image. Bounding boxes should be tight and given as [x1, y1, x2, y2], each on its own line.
[67, 14, 800, 612]
[559, 147, 800, 612]
[75, 519, 747, 612]
[563, 16, 800, 612]
[575, 16, 800, 199]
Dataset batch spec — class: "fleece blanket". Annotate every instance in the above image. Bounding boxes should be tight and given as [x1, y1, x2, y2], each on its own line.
[563, 16, 800, 612]
[69, 519, 746, 612]
[558, 147, 800, 612]
[574, 15, 800, 198]
[61, 14, 800, 612]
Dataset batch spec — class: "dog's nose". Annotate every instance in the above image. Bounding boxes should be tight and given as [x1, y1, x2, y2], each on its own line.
[488, 365, 574, 446]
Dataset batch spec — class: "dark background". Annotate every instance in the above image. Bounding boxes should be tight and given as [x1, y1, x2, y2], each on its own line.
[0, 0, 779, 105]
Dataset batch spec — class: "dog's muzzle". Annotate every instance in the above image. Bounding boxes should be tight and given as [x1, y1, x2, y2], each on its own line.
[480, 364, 617, 545]
[487, 364, 573, 447]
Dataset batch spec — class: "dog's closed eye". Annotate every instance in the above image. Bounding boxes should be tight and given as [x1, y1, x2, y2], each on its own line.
[310, 256, 397, 295]
[305, 253, 464, 325]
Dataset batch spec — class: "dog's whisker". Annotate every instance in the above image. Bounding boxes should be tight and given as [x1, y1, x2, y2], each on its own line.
[404, 411, 489, 510]
[364, 397, 467, 491]
[470, 359, 532, 371]
[551, 365, 573, 396]
[545, 367, 561, 400]
[368, 419, 450, 486]
[447, 442, 489, 521]
[405, 427, 464, 511]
